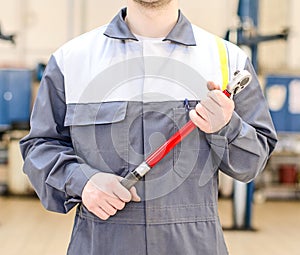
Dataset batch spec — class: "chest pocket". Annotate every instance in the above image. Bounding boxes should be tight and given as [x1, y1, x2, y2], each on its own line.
[172, 107, 218, 180]
[64, 101, 129, 176]
[172, 36, 230, 181]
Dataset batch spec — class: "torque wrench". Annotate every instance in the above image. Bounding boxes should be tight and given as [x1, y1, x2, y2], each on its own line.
[121, 70, 252, 189]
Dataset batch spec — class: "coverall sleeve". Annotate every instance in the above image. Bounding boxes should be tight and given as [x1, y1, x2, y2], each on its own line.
[208, 58, 277, 182]
[20, 55, 99, 213]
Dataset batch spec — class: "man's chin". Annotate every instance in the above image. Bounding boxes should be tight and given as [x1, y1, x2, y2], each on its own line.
[132, 0, 173, 9]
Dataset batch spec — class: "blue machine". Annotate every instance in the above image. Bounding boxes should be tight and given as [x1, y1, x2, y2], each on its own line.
[266, 75, 300, 132]
[0, 69, 32, 132]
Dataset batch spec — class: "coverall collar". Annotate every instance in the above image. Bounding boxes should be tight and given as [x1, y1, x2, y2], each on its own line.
[104, 8, 197, 46]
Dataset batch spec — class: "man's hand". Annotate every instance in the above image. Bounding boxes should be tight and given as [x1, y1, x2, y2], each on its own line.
[189, 81, 234, 133]
[82, 172, 141, 220]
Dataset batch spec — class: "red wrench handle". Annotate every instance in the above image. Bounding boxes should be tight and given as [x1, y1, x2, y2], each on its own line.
[120, 70, 252, 189]
[146, 120, 195, 167]
[146, 87, 233, 168]
[120, 88, 231, 190]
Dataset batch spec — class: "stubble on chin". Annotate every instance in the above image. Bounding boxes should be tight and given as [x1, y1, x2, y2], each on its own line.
[132, 0, 173, 9]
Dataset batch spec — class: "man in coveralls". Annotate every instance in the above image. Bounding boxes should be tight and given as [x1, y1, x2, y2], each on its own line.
[20, 0, 277, 254]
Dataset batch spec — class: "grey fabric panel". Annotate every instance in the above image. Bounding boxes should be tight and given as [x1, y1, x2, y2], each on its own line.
[20, 55, 99, 213]
[64, 101, 128, 126]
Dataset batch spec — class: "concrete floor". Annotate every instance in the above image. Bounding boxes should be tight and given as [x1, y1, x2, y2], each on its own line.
[0, 197, 299, 255]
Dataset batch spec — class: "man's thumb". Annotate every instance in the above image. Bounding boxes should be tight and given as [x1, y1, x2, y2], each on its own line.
[207, 81, 221, 91]
[129, 186, 141, 202]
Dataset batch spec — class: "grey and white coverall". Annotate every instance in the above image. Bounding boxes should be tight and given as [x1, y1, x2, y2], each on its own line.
[20, 8, 277, 255]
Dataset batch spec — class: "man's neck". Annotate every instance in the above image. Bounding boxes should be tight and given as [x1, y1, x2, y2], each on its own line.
[126, 0, 179, 38]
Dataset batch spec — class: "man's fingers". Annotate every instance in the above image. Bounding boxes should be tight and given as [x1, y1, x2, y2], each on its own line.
[82, 172, 141, 221]
[114, 176, 141, 202]
[189, 109, 210, 132]
[207, 90, 231, 107]
[91, 205, 110, 220]
[189, 88, 235, 133]
[98, 199, 118, 216]
[112, 179, 134, 202]
[195, 100, 214, 115]
[107, 196, 126, 210]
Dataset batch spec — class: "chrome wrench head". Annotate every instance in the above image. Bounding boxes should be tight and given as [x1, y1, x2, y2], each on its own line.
[226, 70, 252, 97]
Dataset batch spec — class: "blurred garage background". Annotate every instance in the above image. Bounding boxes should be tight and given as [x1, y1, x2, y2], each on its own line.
[0, 1, 299, 254]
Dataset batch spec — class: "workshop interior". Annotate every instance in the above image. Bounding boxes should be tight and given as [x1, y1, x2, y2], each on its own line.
[0, 0, 299, 254]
